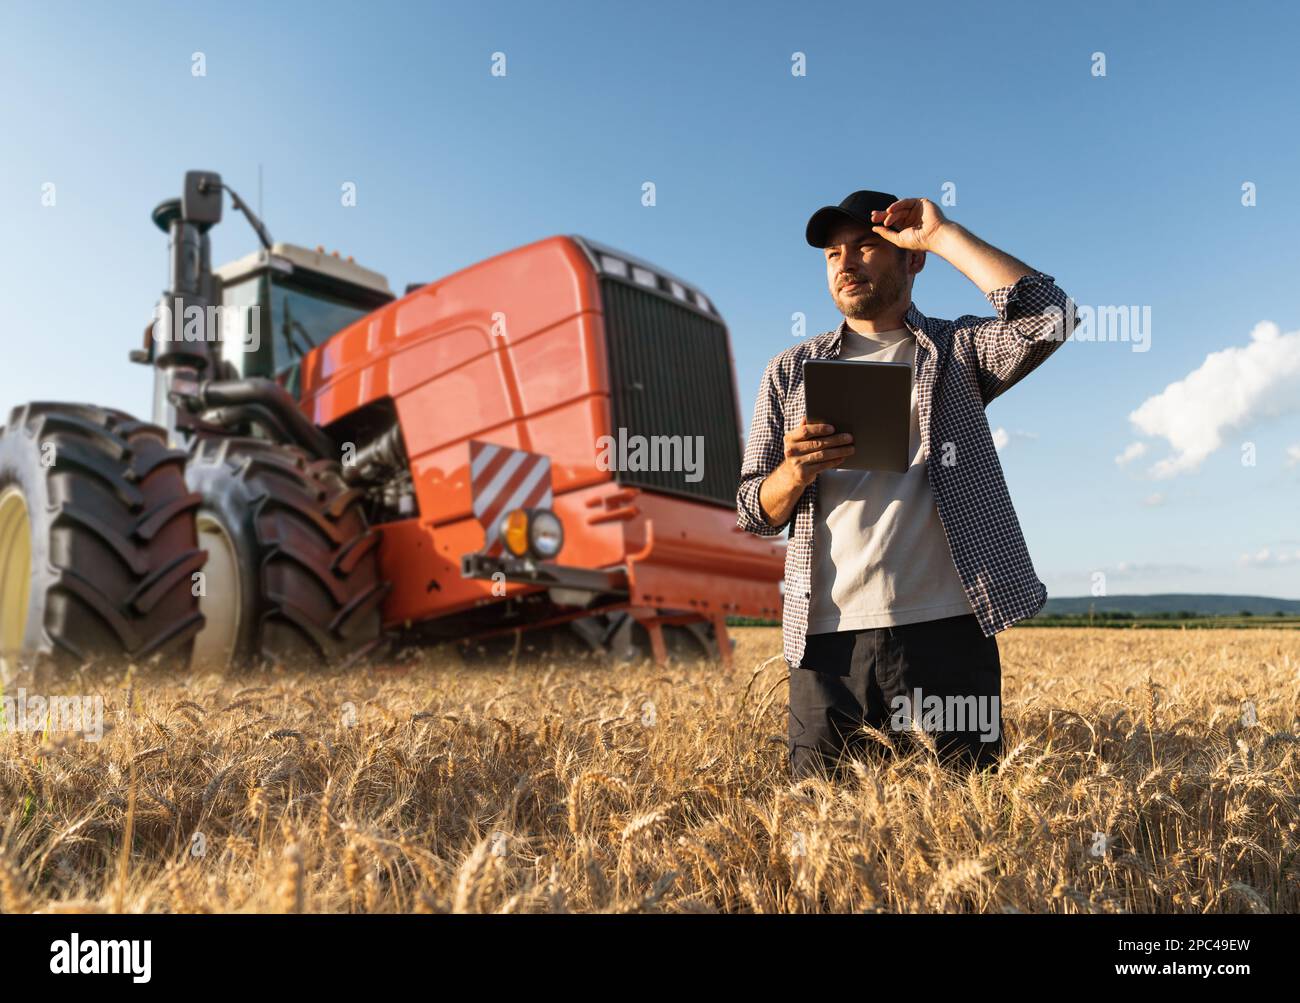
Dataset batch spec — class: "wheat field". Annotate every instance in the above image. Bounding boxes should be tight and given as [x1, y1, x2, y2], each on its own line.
[1, 626, 1297, 914]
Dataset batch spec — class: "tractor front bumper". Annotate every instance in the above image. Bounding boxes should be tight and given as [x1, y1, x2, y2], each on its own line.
[460, 553, 625, 595]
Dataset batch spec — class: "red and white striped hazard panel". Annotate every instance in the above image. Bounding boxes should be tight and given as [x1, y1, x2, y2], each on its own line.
[469, 440, 554, 557]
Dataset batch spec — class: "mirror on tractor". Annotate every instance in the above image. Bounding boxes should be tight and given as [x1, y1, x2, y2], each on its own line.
[182, 170, 223, 228]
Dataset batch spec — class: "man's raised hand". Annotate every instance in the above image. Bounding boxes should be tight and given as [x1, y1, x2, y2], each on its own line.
[870, 197, 950, 252]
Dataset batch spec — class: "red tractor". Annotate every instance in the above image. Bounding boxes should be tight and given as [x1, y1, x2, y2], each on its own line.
[0, 171, 783, 679]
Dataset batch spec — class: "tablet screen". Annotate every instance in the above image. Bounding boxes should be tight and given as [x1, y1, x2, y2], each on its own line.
[802, 359, 911, 473]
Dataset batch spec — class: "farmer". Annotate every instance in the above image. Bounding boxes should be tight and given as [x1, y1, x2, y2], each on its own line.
[735, 190, 1072, 779]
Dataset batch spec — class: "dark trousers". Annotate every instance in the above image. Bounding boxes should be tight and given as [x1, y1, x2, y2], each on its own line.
[787, 614, 1003, 779]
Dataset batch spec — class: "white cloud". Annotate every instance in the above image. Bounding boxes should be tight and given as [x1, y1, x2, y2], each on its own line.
[1043, 561, 1201, 593]
[1126, 322, 1300, 478]
[1115, 441, 1147, 465]
[1287, 443, 1300, 467]
[1142, 492, 1164, 507]
[1238, 547, 1300, 568]
[1111, 560, 1199, 578]
[991, 428, 1036, 454]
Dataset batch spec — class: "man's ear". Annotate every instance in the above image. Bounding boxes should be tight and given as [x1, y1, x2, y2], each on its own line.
[908, 250, 927, 276]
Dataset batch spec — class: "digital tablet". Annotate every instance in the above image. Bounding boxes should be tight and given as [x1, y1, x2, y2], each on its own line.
[802, 358, 912, 473]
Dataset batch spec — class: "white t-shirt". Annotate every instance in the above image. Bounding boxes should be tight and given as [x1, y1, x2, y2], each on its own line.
[806, 324, 973, 633]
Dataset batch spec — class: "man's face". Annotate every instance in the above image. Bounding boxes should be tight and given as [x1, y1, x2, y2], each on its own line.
[823, 221, 911, 320]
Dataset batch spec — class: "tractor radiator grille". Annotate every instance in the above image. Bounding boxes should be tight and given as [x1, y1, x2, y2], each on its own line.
[599, 279, 743, 507]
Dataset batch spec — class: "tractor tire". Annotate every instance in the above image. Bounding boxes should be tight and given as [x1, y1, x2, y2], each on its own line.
[0, 403, 205, 683]
[184, 437, 388, 669]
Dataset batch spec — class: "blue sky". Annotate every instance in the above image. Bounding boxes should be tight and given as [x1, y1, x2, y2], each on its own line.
[2, 0, 1297, 599]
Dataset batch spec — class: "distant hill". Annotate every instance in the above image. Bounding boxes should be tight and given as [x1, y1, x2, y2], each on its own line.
[1038, 594, 1300, 616]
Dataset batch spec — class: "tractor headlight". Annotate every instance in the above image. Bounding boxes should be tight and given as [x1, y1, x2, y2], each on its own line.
[499, 508, 564, 561]
[527, 509, 564, 560]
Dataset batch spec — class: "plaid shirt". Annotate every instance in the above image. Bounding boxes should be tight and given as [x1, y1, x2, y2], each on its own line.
[736, 271, 1070, 668]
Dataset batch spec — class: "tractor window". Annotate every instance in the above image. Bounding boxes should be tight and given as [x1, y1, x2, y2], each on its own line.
[268, 281, 369, 396]
[219, 274, 271, 379]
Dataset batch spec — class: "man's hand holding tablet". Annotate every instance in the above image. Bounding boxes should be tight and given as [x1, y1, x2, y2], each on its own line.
[757, 419, 854, 527]
[785, 420, 855, 485]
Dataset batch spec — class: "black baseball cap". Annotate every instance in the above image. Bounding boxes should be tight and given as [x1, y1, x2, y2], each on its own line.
[805, 189, 899, 248]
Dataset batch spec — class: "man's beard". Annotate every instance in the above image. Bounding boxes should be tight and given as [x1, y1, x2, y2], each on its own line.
[834, 263, 906, 320]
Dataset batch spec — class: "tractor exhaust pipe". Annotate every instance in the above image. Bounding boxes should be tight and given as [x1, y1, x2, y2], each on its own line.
[146, 171, 279, 444]
[169, 377, 337, 461]
[147, 172, 226, 436]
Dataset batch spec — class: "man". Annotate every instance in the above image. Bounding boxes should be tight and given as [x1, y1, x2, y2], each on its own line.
[735, 190, 1071, 779]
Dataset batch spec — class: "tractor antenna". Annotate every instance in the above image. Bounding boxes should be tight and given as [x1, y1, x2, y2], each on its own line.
[199, 176, 273, 251]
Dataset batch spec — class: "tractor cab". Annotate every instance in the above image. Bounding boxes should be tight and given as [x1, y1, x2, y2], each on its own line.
[214, 244, 393, 398]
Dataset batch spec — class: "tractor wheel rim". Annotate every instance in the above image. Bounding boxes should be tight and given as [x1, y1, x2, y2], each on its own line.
[0, 485, 33, 678]
[192, 512, 241, 669]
